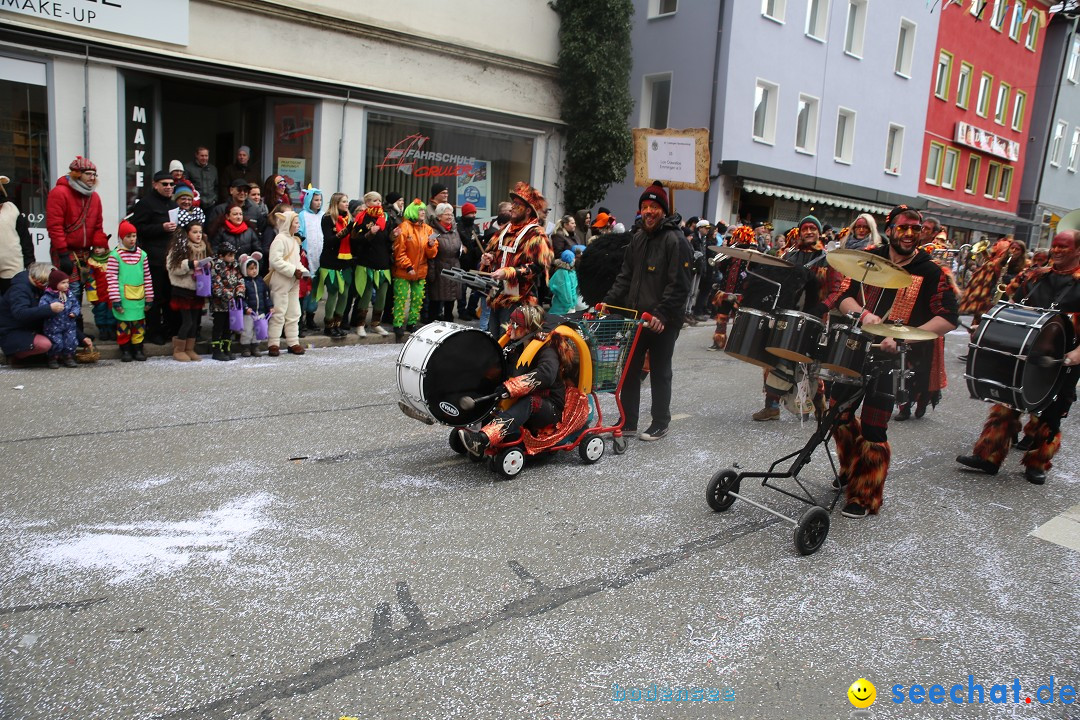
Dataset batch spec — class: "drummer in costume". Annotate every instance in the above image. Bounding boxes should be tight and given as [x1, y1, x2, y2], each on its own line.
[753, 215, 829, 422]
[834, 205, 959, 518]
[478, 182, 554, 336]
[956, 230, 1080, 485]
[458, 305, 581, 455]
[709, 225, 756, 351]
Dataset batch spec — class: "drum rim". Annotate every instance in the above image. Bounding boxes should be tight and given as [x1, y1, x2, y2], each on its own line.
[737, 307, 775, 319]
[774, 308, 825, 326]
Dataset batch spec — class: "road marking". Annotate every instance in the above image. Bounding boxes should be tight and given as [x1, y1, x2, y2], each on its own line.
[1029, 503, 1080, 553]
[430, 457, 467, 469]
[670, 413, 691, 421]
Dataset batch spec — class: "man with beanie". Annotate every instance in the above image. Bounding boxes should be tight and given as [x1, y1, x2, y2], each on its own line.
[603, 181, 692, 441]
[427, 183, 450, 230]
[45, 156, 109, 333]
[457, 201, 484, 319]
[129, 170, 178, 344]
[0, 175, 35, 295]
[219, 146, 259, 203]
[478, 183, 553, 335]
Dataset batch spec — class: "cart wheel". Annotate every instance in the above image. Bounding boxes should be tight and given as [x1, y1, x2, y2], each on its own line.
[578, 435, 605, 463]
[793, 506, 830, 556]
[494, 447, 525, 479]
[706, 469, 739, 512]
[448, 428, 466, 455]
[612, 435, 628, 455]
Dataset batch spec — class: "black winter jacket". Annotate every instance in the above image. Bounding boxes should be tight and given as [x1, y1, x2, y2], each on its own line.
[603, 217, 692, 325]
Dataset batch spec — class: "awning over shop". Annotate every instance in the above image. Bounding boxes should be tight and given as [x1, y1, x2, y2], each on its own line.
[741, 180, 893, 216]
[917, 195, 1037, 234]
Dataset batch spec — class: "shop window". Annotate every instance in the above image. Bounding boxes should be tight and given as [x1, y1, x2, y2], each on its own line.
[0, 57, 49, 260]
[365, 113, 534, 218]
[271, 100, 316, 203]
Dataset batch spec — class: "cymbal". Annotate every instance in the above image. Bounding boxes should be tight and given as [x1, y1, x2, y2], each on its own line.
[708, 245, 793, 268]
[826, 249, 913, 289]
[860, 322, 938, 341]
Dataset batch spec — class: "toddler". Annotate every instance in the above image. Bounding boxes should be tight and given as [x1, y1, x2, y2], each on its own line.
[39, 268, 80, 368]
[210, 241, 245, 361]
[548, 248, 579, 316]
[239, 252, 272, 356]
[84, 235, 115, 341]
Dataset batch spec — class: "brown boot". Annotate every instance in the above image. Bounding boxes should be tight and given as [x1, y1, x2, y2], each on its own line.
[184, 337, 202, 361]
[172, 337, 191, 362]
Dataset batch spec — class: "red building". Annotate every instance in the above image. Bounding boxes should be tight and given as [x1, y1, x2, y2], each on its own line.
[918, 0, 1051, 244]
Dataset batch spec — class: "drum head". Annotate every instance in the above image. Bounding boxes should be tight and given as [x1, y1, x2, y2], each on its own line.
[1023, 316, 1068, 409]
[423, 327, 506, 425]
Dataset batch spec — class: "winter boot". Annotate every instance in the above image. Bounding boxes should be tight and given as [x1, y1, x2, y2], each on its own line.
[131, 342, 147, 361]
[305, 311, 318, 331]
[394, 326, 405, 343]
[240, 343, 252, 358]
[46, 355, 60, 369]
[224, 338, 236, 361]
[172, 337, 191, 362]
[212, 341, 228, 361]
[119, 344, 133, 362]
[249, 343, 261, 357]
[184, 337, 202, 361]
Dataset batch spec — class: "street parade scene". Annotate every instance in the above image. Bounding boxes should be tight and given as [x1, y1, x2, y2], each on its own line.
[0, 1, 1078, 718]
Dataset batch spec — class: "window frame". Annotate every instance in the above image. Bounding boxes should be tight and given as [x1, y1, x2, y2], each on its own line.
[1069, 127, 1080, 172]
[647, 0, 678, 19]
[990, 0, 1007, 31]
[934, 50, 954, 101]
[844, 0, 868, 58]
[976, 72, 993, 118]
[1051, 120, 1068, 166]
[1011, 90, 1026, 132]
[997, 165, 1013, 201]
[1069, 37, 1080, 84]
[894, 18, 916, 78]
[964, 154, 981, 194]
[795, 93, 820, 155]
[942, 147, 961, 190]
[956, 62, 973, 109]
[753, 78, 780, 145]
[1009, 1, 1025, 41]
[984, 161, 1001, 198]
[885, 123, 905, 175]
[640, 72, 673, 130]
[970, 0, 986, 16]
[994, 82, 1011, 125]
[834, 106, 856, 165]
[805, 0, 830, 41]
[925, 142, 945, 186]
[1025, 13, 1040, 51]
[762, 0, 787, 23]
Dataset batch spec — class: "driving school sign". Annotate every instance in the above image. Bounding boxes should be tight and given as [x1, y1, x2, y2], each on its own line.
[1, 0, 189, 46]
[376, 133, 479, 178]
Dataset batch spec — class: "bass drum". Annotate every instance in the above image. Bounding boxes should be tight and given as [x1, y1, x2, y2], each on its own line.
[966, 302, 1072, 411]
[725, 308, 775, 370]
[397, 321, 506, 425]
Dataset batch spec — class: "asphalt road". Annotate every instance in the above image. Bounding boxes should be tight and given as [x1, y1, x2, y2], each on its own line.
[1, 323, 1076, 720]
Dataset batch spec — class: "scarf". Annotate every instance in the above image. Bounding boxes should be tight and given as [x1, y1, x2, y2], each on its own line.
[224, 218, 249, 234]
[845, 234, 872, 251]
[69, 176, 94, 196]
[336, 215, 352, 259]
[440, 220, 454, 232]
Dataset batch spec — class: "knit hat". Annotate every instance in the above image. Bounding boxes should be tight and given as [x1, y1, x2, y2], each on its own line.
[217, 241, 237, 256]
[509, 181, 547, 219]
[429, 183, 448, 199]
[118, 220, 137, 238]
[385, 191, 403, 206]
[47, 268, 68, 290]
[799, 215, 822, 232]
[169, 160, 184, 173]
[238, 145, 251, 156]
[173, 185, 194, 198]
[461, 202, 478, 216]
[69, 156, 96, 173]
[639, 181, 669, 215]
[560, 249, 576, 265]
[91, 233, 110, 249]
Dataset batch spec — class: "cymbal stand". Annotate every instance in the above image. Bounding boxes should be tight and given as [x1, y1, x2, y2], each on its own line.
[745, 266, 783, 312]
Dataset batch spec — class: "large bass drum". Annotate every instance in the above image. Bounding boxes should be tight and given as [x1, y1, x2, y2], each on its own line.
[725, 308, 775, 370]
[397, 322, 506, 425]
[966, 302, 1072, 411]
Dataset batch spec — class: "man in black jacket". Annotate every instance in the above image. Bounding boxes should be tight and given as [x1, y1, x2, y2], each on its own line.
[603, 181, 692, 441]
[129, 170, 178, 344]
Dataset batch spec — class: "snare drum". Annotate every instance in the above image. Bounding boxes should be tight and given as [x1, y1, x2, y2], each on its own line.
[397, 322, 506, 425]
[818, 322, 873, 383]
[966, 302, 1072, 411]
[725, 308, 775, 370]
[766, 310, 825, 363]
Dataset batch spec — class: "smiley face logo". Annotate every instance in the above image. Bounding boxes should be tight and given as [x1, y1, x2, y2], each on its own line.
[847, 678, 876, 708]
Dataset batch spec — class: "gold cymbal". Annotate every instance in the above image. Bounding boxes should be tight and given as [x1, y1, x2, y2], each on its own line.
[826, 249, 913, 289]
[708, 245, 793, 268]
[860, 322, 938, 341]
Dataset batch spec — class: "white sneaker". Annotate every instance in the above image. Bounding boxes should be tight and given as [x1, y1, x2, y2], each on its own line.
[356, 325, 367, 338]
[372, 324, 389, 336]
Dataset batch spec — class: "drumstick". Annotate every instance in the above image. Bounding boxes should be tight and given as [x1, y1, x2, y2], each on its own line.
[459, 391, 502, 411]
[1031, 356, 1064, 368]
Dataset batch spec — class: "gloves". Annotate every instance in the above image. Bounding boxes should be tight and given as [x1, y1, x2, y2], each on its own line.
[57, 253, 74, 275]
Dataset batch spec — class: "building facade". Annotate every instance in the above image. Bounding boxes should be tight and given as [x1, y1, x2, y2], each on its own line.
[0, 0, 564, 261]
[916, 0, 1052, 247]
[1017, 6, 1080, 248]
[605, 0, 939, 233]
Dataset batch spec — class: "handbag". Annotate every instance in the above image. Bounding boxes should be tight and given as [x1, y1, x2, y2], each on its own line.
[253, 313, 269, 341]
[195, 264, 212, 297]
[228, 298, 245, 332]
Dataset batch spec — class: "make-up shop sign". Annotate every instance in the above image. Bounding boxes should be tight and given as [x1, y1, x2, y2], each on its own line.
[0, 0, 189, 46]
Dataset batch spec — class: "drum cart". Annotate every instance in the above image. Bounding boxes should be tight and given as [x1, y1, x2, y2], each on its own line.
[448, 308, 651, 479]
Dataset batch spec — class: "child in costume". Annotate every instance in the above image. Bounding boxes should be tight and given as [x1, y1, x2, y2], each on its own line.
[84, 234, 115, 341]
[107, 220, 154, 362]
[39, 267, 81, 368]
[239, 252, 271, 356]
[167, 222, 210, 362]
[266, 210, 306, 356]
[209, 241, 245, 361]
[548, 249, 580, 315]
[297, 186, 324, 330]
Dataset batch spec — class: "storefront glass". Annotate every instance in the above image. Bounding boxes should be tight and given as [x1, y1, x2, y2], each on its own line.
[0, 57, 50, 261]
[123, 72, 158, 212]
[364, 112, 534, 216]
[271, 100, 316, 203]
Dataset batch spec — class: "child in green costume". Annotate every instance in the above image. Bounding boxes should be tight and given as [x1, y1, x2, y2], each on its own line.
[106, 220, 154, 362]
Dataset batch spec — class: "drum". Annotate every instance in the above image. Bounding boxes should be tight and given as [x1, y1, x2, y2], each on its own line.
[725, 308, 775, 369]
[966, 302, 1072, 411]
[817, 322, 873, 383]
[766, 310, 825, 363]
[397, 322, 506, 425]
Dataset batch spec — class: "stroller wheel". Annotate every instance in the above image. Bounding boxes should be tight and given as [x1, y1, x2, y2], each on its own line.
[494, 447, 525, 479]
[794, 506, 830, 556]
[612, 435, 628, 455]
[448, 428, 467, 455]
[706, 469, 739, 512]
[578, 435, 605, 464]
